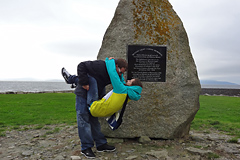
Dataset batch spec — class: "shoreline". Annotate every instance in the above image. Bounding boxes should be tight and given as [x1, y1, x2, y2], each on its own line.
[201, 88, 240, 97]
[1, 88, 240, 97]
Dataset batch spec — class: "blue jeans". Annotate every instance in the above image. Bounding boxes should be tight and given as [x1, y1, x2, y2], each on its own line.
[67, 75, 79, 86]
[75, 76, 107, 150]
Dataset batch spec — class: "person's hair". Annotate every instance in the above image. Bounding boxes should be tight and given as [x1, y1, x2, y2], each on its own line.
[115, 58, 128, 71]
[132, 78, 143, 88]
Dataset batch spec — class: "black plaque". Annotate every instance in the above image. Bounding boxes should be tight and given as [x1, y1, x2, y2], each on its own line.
[127, 45, 167, 82]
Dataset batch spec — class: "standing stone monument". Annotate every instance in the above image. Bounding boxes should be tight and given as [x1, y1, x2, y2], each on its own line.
[97, 0, 201, 139]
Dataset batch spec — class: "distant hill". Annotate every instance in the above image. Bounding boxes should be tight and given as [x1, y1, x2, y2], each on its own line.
[200, 80, 238, 85]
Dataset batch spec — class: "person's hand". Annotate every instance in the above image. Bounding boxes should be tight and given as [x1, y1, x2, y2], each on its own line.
[109, 57, 115, 60]
[82, 85, 89, 91]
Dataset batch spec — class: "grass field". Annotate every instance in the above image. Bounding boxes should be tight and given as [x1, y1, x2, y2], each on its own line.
[191, 95, 240, 137]
[0, 93, 240, 137]
[0, 93, 76, 127]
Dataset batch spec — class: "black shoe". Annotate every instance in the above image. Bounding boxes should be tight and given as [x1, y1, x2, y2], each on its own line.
[70, 84, 76, 88]
[61, 67, 71, 84]
[97, 143, 116, 152]
[81, 148, 96, 159]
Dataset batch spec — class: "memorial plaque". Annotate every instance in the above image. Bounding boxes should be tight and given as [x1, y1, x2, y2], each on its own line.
[127, 45, 167, 82]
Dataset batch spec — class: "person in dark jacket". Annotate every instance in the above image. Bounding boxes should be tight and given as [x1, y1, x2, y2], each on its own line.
[62, 58, 127, 159]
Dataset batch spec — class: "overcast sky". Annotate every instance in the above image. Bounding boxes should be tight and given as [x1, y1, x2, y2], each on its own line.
[0, 0, 239, 84]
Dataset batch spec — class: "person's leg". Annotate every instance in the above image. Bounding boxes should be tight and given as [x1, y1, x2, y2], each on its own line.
[75, 75, 105, 150]
[86, 76, 99, 106]
[61, 68, 78, 86]
[75, 95, 95, 151]
[68, 75, 78, 85]
[90, 115, 107, 147]
[76, 75, 115, 153]
[87, 76, 108, 146]
[87, 76, 115, 151]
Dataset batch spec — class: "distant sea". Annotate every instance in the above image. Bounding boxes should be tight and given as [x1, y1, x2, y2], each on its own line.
[201, 84, 240, 89]
[0, 81, 240, 93]
[0, 81, 74, 93]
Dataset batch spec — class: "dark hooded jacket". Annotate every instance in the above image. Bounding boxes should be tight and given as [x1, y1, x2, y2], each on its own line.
[74, 60, 125, 99]
[74, 60, 110, 99]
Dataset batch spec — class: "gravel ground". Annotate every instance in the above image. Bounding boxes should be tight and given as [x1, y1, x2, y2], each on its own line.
[0, 124, 240, 160]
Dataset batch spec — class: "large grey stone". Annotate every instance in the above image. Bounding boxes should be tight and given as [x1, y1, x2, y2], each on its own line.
[98, 0, 200, 139]
[186, 147, 213, 156]
[146, 150, 171, 159]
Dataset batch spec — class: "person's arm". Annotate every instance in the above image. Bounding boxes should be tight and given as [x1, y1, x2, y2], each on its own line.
[105, 58, 127, 93]
[110, 58, 125, 85]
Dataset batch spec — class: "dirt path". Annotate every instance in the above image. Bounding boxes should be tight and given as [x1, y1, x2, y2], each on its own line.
[0, 124, 240, 160]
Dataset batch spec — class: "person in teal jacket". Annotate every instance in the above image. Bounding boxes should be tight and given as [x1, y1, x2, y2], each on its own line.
[89, 57, 143, 117]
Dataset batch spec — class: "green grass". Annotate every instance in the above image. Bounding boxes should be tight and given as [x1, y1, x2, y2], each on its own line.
[0, 93, 76, 128]
[191, 95, 240, 137]
[0, 93, 240, 138]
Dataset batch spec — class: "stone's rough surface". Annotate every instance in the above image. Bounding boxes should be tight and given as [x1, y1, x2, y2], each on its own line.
[71, 156, 81, 160]
[138, 136, 151, 143]
[146, 150, 171, 159]
[97, 0, 201, 139]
